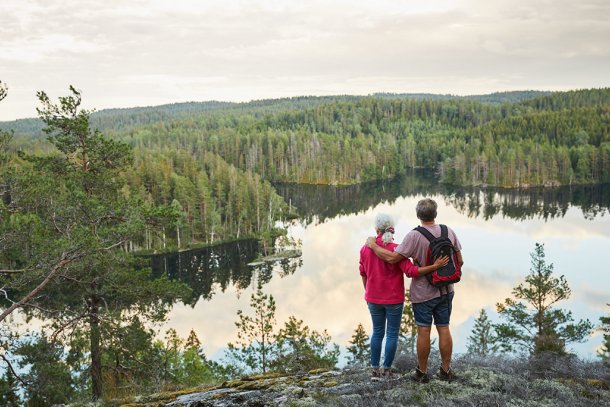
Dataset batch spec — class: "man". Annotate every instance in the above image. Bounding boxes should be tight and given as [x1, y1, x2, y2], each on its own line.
[366, 198, 463, 383]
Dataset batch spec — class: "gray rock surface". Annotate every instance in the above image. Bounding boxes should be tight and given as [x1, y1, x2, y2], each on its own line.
[124, 356, 610, 407]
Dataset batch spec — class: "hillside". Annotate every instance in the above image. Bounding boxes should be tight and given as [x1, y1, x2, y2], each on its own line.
[0, 90, 551, 138]
[4, 90, 607, 190]
[115, 88, 609, 187]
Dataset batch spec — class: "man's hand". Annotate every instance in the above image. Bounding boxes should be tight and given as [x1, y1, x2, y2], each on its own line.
[366, 236, 376, 248]
[366, 237, 403, 264]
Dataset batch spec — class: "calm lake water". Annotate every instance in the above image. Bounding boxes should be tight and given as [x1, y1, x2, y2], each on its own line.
[155, 174, 610, 362]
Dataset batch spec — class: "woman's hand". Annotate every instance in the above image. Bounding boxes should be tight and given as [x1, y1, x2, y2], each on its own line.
[433, 256, 450, 269]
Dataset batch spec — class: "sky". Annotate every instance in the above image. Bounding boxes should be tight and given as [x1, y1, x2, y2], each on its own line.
[1, 0, 609, 121]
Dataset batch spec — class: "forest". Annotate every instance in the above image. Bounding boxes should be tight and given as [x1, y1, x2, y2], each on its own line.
[2, 88, 608, 250]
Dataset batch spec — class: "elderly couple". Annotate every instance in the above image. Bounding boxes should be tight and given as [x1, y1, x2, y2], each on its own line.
[359, 198, 463, 383]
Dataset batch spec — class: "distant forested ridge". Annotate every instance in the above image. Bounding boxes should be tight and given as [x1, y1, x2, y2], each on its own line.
[0, 91, 551, 138]
[3, 89, 609, 195]
[118, 88, 608, 187]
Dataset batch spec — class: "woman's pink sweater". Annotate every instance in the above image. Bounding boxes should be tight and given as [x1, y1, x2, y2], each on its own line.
[359, 235, 419, 304]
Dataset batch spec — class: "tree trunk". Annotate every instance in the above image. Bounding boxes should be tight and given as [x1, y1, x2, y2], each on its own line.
[89, 286, 103, 400]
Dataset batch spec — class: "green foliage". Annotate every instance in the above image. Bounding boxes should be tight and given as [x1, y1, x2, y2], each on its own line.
[226, 283, 277, 374]
[226, 285, 338, 375]
[4, 88, 610, 189]
[15, 335, 75, 406]
[0, 86, 191, 401]
[598, 304, 610, 360]
[149, 328, 218, 390]
[467, 309, 499, 356]
[495, 243, 593, 355]
[0, 80, 12, 191]
[125, 148, 289, 249]
[114, 88, 610, 188]
[64, 324, 223, 398]
[399, 289, 417, 354]
[346, 323, 370, 366]
[0, 371, 20, 407]
[273, 316, 339, 373]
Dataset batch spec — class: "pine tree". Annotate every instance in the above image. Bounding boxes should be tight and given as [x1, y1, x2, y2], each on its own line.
[466, 309, 499, 356]
[598, 304, 610, 360]
[495, 243, 593, 354]
[0, 370, 20, 407]
[160, 328, 183, 384]
[226, 283, 276, 373]
[346, 323, 370, 366]
[0, 86, 189, 400]
[185, 329, 202, 352]
[15, 335, 74, 406]
[400, 289, 417, 354]
[273, 316, 339, 373]
[0, 81, 10, 168]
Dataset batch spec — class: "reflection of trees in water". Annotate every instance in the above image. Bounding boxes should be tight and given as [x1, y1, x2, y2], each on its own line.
[148, 239, 301, 305]
[149, 178, 608, 304]
[276, 173, 610, 224]
[442, 184, 609, 221]
[276, 172, 438, 225]
[252, 257, 304, 286]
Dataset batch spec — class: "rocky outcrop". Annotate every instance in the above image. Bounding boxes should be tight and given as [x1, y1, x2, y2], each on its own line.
[122, 358, 610, 407]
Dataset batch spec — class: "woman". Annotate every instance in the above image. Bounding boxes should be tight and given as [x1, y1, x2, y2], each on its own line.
[359, 213, 448, 380]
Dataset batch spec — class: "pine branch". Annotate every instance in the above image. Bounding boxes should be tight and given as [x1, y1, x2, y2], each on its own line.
[0, 250, 85, 323]
[0, 354, 29, 388]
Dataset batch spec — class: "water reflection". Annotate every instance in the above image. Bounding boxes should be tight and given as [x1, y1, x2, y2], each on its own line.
[156, 178, 610, 360]
[276, 173, 610, 224]
[149, 240, 260, 305]
[149, 239, 302, 306]
[152, 177, 609, 306]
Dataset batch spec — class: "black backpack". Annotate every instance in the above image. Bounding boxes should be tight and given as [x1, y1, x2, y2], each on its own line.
[414, 224, 461, 288]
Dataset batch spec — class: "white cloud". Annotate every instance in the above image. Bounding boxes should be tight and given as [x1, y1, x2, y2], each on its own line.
[1, 0, 609, 120]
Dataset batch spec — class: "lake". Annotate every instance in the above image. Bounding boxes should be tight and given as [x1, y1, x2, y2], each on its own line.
[154, 173, 610, 363]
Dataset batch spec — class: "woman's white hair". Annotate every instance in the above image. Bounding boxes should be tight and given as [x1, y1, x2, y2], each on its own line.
[375, 213, 395, 244]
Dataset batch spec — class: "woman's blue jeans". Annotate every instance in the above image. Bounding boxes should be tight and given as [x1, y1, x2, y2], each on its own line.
[367, 302, 404, 369]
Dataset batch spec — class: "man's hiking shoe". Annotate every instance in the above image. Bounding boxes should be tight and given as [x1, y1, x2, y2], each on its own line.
[438, 366, 456, 382]
[371, 369, 382, 382]
[412, 367, 430, 383]
[382, 369, 401, 381]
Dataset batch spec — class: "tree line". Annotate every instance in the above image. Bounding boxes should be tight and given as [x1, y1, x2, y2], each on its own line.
[5, 88, 608, 188]
[110, 88, 608, 187]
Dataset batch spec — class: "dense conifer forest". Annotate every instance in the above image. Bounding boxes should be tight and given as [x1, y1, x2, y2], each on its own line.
[1, 88, 608, 250]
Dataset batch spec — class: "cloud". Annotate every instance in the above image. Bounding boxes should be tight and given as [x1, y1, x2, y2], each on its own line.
[1, 0, 609, 120]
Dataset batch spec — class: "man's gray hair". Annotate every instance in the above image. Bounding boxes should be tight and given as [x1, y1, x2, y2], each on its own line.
[416, 198, 437, 222]
[375, 213, 395, 244]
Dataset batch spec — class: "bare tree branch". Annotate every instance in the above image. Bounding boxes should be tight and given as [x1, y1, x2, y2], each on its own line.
[51, 311, 88, 341]
[0, 354, 28, 387]
[0, 269, 30, 274]
[102, 239, 128, 251]
[0, 251, 85, 323]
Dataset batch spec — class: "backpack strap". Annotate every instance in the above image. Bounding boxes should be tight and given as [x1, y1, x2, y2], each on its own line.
[414, 226, 436, 242]
[440, 224, 448, 239]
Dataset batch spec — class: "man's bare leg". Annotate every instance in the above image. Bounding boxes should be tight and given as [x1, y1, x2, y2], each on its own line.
[416, 326, 432, 372]
[436, 325, 453, 372]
